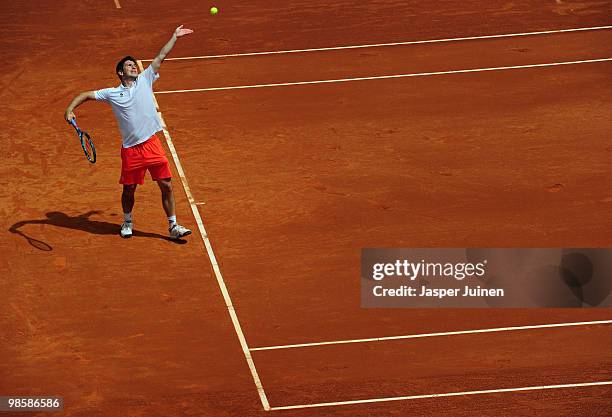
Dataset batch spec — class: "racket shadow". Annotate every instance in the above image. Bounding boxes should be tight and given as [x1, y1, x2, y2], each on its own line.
[9, 211, 187, 245]
[9, 229, 53, 251]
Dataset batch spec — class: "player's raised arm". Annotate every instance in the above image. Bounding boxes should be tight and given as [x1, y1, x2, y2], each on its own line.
[64, 91, 96, 122]
[151, 25, 194, 73]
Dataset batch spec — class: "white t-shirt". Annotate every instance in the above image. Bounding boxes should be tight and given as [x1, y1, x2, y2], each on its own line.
[94, 66, 162, 148]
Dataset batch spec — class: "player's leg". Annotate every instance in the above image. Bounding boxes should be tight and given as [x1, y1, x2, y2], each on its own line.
[155, 177, 192, 239]
[119, 166, 146, 239]
[120, 184, 138, 238]
[122, 184, 137, 214]
[143, 134, 190, 239]
[156, 177, 175, 218]
[120, 165, 146, 238]
[119, 143, 147, 238]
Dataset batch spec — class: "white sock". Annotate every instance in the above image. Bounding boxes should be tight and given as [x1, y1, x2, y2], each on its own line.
[168, 215, 177, 227]
[124, 212, 132, 223]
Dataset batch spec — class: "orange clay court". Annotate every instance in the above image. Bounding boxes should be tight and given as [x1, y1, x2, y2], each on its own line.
[1, 1, 611, 416]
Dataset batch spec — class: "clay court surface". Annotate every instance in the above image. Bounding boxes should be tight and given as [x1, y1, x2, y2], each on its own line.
[1, 1, 612, 416]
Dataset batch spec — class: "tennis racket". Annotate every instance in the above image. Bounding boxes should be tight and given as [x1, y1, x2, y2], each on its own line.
[68, 118, 96, 163]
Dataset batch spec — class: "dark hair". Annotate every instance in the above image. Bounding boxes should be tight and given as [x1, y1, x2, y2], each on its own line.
[116, 55, 138, 79]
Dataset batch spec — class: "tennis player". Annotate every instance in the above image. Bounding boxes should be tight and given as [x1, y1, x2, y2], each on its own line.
[64, 25, 194, 239]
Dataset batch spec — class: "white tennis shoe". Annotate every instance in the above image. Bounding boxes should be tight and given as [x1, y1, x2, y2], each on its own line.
[120, 221, 133, 238]
[169, 223, 191, 240]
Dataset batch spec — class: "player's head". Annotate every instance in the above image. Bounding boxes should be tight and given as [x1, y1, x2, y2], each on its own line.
[116, 56, 138, 82]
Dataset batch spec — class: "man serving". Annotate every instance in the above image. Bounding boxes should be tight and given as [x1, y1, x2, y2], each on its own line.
[64, 25, 194, 240]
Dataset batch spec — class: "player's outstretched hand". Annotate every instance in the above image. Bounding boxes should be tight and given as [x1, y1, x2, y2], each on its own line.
[175, 25, 194, 38]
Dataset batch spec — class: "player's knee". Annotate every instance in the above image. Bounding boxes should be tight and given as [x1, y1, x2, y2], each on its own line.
[123, 184, 137, 194]
[158, 179, 173, 194]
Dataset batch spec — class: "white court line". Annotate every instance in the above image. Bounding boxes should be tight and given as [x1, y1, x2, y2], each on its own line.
[157, 108, 270, 410]
[137, 60, 271, 411]
[250, 320, 612, 351]
[154, 57, 612, 94]
[141, 25, 612, 61]
[113, 0, 121, 9]
[269, 381, 612, 411]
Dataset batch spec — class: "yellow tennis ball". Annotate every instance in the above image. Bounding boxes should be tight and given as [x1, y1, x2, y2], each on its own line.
[210, 6, 218, 15]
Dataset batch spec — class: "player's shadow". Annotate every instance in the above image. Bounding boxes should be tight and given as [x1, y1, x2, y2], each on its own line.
[9, 211, 187, 250]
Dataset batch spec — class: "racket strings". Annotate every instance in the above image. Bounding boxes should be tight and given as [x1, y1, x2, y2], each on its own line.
[80, 132, 96, 163]
[69, 119, 96, 163]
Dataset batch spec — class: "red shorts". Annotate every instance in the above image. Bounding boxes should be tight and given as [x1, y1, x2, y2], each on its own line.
[120, 134, 172, 185]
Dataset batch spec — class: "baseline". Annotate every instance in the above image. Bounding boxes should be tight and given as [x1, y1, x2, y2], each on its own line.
[141, 25, 612, 61]
[269, 381, 612, 411]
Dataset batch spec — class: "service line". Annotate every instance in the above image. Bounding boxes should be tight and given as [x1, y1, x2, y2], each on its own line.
[269, 381, 612, 411]
[154, 57, 612, 94]
[142, 25, 612, 61]
[250, 319, 612, 351]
